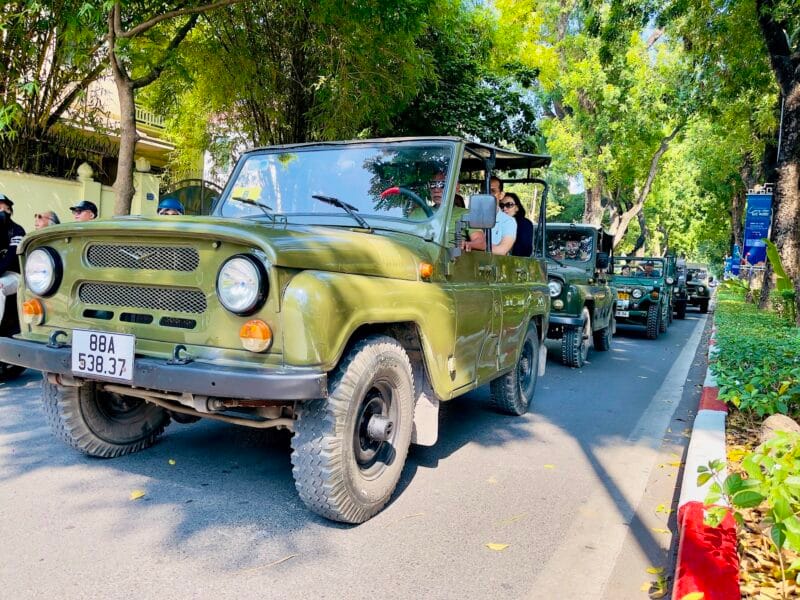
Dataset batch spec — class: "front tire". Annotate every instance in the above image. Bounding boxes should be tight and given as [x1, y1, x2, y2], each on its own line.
[646, 304, 661, 339]
[659, 302, 668, 333]
[490, 322, 539, 415]
[562, 307, 591, 368]
[700, 299, 709, 313]
[592, 314, 613, 351]
[41, 379, 170, 458]
[290, 335, 414, 524]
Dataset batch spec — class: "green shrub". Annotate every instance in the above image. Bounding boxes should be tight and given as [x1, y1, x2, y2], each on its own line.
[712, 290, 800, 417]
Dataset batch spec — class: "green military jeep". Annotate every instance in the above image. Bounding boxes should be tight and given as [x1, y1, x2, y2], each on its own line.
[611, 256, 675, 339]
[544, 224, 616, 368]
[671, 256, 689, 319]
[686, 262, 712, 313]
[0, 137, 552, 523]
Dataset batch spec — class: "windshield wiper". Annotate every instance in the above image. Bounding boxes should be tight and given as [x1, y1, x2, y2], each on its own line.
[312, 195, 371, 230]
[230, 196, 275, 221]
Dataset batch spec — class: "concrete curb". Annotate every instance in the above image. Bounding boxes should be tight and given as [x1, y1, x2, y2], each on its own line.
[672, 322, 741, 600]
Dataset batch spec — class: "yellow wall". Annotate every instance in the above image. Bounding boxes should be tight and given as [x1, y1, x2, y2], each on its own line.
[0, 166, 160, 232]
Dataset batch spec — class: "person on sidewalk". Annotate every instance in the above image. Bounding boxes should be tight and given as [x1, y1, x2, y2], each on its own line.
[0, 194, 26, 324]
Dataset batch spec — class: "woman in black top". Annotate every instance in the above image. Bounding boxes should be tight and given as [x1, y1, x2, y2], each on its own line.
[501, 192, 533, 257]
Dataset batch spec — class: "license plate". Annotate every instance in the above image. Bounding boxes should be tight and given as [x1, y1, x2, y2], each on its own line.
[71, 330, 135, 382]
[617, 292, 630, 300]
[615, 310, 630, 317]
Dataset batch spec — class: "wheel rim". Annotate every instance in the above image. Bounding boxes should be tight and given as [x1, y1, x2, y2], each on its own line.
[96, 391, 149, 425]
[517, 338, 535, 398]
[581, 315, 591, 360]
[353, 380, 398, 479]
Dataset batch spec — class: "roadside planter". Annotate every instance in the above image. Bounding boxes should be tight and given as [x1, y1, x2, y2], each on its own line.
[0, 137, 553, 524]
[543, 224, 616, 368]
[611, 256, 674, 339]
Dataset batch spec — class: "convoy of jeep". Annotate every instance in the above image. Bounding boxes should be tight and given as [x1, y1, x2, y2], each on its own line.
[611, 256, 676, 339]
[0, 137, 556, 523]
[544, 224, 616, 368]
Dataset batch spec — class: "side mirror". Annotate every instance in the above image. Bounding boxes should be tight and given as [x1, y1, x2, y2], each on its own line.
[596, 252, 609, 270]
[467, 194, 497, 229]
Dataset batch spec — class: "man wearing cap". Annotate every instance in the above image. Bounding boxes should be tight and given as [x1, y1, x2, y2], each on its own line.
[157, 198, 184, 216]
[0, 194, 26, 324]
[70, 200, 98, 221]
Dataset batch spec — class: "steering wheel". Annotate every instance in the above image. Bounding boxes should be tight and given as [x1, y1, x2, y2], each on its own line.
[380, 186, 433, 218]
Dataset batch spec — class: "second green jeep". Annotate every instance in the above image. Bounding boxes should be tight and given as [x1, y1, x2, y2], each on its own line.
[686, 262, 712, 313]
[0, 137, 552, 524]
[544, 224, 616, 368]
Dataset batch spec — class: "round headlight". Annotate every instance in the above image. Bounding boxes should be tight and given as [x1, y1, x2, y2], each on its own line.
[666, 277, 674, 285]
[632, 288, 643, 299]
[216, 255, 267, 315]
[25, 247, 61, 297]
[548, 280, 563, 298]
[698, 286, 705, 293]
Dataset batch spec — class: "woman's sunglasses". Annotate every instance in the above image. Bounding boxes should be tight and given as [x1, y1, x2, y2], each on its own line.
[499, 202, 516, 209]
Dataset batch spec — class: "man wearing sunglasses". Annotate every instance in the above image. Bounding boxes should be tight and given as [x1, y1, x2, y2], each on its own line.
[0, 194, 26, 326]
[70, 200, 97, 221]
[34, 211, 60, 230]
[464, 176, 517, 255]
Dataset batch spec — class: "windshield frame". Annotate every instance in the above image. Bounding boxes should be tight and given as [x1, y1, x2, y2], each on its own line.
[612, 257, 667, 280]
[213, 139, 462, 245]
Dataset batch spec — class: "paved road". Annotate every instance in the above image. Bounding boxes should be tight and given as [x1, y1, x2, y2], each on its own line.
[0, 313, 708, 599]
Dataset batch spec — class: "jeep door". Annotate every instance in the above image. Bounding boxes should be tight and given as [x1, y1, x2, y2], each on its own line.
[444, 249, 500, 391]
[495, 255, 546, 370]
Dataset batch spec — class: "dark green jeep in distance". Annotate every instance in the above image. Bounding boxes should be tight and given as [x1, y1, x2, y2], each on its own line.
[686, 262, 712, 313]
[544, 224, 616, 368]
[0, 137, 553, 524]
[611, 256, 675, 339]
[671, 256, 689, 319]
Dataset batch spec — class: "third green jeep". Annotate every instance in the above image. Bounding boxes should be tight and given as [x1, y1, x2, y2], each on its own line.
[544, 224, 616, 368]
[612, 256, 675, 339]
[686, 262, 712, 313]
[0, 137, 551, 524]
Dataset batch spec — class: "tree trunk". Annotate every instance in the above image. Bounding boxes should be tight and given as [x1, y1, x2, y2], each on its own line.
[112, 74, 139, 215]
[583, 177, 604, 226]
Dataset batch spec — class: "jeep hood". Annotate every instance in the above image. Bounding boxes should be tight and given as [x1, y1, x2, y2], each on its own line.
[22, 217, 435, 281]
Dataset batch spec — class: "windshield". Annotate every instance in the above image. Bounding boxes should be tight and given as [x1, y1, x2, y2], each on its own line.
[615, 258, 665, 278]
[217, 142, 455, 225]
[546, 229, 593, 263]
[688, 268, 707, 281]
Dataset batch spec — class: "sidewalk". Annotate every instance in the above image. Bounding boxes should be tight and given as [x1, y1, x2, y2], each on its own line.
[672, 309, 740, 600]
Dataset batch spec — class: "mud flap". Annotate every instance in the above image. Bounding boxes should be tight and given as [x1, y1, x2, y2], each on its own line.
[411, 391, 439, 446]
[538, 341, 547, 377]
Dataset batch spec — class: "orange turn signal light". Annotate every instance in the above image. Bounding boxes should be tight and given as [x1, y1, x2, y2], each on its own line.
[22, 299, 44, 325]
[239, 319, 272, 353]
[650, 290, 660, 299]
[419, 262, 434, 280]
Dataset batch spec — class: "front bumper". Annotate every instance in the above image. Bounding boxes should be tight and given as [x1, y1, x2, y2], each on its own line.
[0, 337, 328, 400]
[548, 314, 584, 328]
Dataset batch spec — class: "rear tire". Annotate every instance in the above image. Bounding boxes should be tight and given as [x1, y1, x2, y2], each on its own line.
[676, 300, 687, 319]
[646, 304, 660, 340]
[490, 322, 539, 415]
[592, 315, 613, 351]
[41, 379, 170, 458]
[290, 335, 414, 524]
[562, 307, 591, 368]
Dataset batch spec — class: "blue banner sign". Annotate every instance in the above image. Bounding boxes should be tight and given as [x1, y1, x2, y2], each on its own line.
[743, 193, 772, 265]
[730, 243, 741, 275]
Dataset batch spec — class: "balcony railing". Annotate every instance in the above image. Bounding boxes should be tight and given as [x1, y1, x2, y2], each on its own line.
[135, 107, 166, 129]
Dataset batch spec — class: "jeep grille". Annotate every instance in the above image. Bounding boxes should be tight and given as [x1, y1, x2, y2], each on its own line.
[78, 283, 207, 314]
[86, 244, 199, 272]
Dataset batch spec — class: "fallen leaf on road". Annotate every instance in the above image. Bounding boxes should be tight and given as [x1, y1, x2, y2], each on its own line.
[668, 461, 683, 467]
[486, 543, 509, 551]
[679, 593, 705, 600]
[651, 527, 670, 534]
[486, 476, 498, 484]
[130, 490, 146, 501]
[168, 459, 176, 466]
[646, 566, 664, 574]
[543, 464, 555, 469]
[497, 513, 527, 526]
[640, 582, 651, 592]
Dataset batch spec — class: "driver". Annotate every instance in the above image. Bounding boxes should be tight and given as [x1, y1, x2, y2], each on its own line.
[643, 260, 656, 277]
